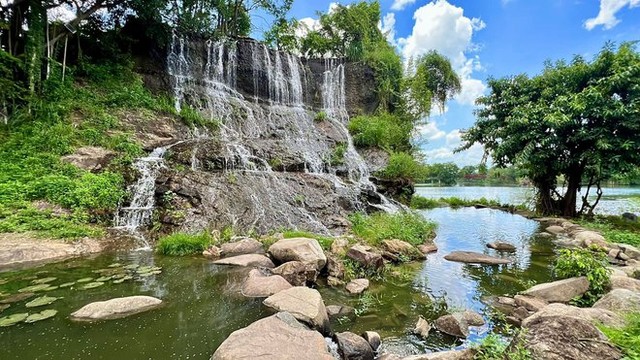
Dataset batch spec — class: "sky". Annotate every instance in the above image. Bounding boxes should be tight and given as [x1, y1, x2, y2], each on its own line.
[255, 0, 640, 166]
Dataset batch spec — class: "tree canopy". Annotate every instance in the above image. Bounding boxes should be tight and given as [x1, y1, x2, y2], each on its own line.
[459, 43, 640, 217]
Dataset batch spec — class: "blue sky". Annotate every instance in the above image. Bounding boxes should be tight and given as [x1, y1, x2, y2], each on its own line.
[257, 0, 640, 166]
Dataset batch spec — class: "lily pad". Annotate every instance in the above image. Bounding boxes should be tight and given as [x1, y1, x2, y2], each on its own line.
[0, 313, 28, 327]
[108, 263, 123, 268]
[123, 264, 139, 270]
[42, 286, 59, 291]
[18, 284, 51, 293]
[80, 282, 104, 290]
[25, 309, 58, 323]
[31, 277, 57, 284]
[0, 304, 9, 313]
[0, 279, 8, 285]
[112, 276, 133, 284]
[96, 276, 113, 282]
[59, 282, 75, 288]
[26, 296, 61, 308]
[76, 278, 94, 283]
[0, 292, 36, 304]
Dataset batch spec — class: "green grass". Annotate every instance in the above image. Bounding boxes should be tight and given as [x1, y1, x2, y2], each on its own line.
[282, 230, 334, 250]
[156, 231, 213, 256]
[348, 113, 411, 151]
[410, 195, 441, 209]
[329, 142, 347, 166]
[377, 152, 428, 182]
[473, 331, 531, 360]
[314, 111, 328, 122]
[599, 312, 640, 360]
[349, 211, 436, 246]
[578, 216, 640, 247]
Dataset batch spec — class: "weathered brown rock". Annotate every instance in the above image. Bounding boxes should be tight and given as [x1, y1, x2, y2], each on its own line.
[241, 269, 292, 298]
[211, 312, 334, 360]
[268, 238, 327, 271]
[263, 287, 330, 334]
[418, 243, 438, 254]
[610, 275, 640, 291]
[346, 245, 384, 269]
[271, 261, 318, 286]
[326, 304, 355, 319]
[346, 278, 370, 295]
[593, 288, 640, 313]
[443, 251, 511, 265]
[334, 331, 374, 360]
[220, 238, 264, 257]
[523, 303, 623, 328]
[327, 276, 345, 287]
[461, 310, 485, 326]
[413, 316, 431, 338]
[61, 146, 115, 171]
[521, 277, 589, 303]
[70, 296, 162, 321]
[403, 349, 475, 360]
[486, 242, 516, 252]
[0, 234, 103, 267]
[434, 313, 468, 338]
[575, 231, 608, 248]
[514, 295, 548, 312]
[545, 225, 565, 234]
[362, 331, 381, 351]
[381, 239, 423, 260]
[326, 256, 345, 279]
[330, 238, 350, 254]
[213, 254, 275, 268]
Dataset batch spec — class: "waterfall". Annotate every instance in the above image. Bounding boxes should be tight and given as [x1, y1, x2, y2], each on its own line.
[167, 34, 190, 112]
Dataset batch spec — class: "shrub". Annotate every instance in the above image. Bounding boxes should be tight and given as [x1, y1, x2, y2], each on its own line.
[474, 331, 531, 360]
[599, 312, 640, 359]
[330, 142, 347, 166]
[314, 111, 328, 122]
[377, 152, 428, 182]
[156, 231, 213, 256]
[349, 211, 436, 246]
[348, 113, 411, 151]
[410, 195, 440, 209]
[554, 247, 611, 306]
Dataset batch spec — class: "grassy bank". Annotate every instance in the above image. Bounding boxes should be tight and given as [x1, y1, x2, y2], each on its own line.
[410, 195, 528, 212]
[578, 216, 640, 247]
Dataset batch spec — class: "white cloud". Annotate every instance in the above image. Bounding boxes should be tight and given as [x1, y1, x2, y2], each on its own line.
[585, 0, 640, 30]
[379, 13, 397, 45]
[399, 0, 487, 106]
[423, 129, 485, 166]
[295, 3, 339, 38]
[391, 0, 417, 11]
[418, 122, 446, 141]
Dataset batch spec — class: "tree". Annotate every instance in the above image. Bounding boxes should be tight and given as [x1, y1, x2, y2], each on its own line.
[408, 51, 461, 117]
[427, 162, 459, 186]
[459, 43, 640, 217]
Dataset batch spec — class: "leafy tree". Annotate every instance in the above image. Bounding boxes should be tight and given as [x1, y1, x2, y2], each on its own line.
[408, 51, 461, 117]
[426, 162, 459, 186]
[459, 43, 640, 217]
[264, 17, 299, 51]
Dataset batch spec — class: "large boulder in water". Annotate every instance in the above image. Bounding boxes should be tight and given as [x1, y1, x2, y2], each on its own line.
[521, 277, 589, 303]
[213, 254, 275, 268]
[211, 312, 334, 360]
[268, 238, 327, 271]
[263, 287, 330, 334]
[220, 238, 264, 257]
[70, 296, 162, 321]
[241, 269, 292, 298]
[443, 251, 511, 265]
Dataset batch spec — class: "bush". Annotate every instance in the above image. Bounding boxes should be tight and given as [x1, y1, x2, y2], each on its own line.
[156, 232, 213, 256]
[377, 152, 428, 182]
[474, 331, 531, 360]
[314, 111, 327, 122]
[554, 248, 611, 306]
[410, 195, 440, 209]
[348, 113, 411, 151]
[330, 143, 347, 166]
[349, 211, 436, 246]
[599, 312, 640, 359]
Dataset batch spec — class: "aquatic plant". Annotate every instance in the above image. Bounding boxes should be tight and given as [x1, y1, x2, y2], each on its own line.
[157, 231, 213, 256]
[554, 247, 611, 307]
[0, 313, 28, 327]
[24, 309, 57, 323]
[25, 296, 60, 308]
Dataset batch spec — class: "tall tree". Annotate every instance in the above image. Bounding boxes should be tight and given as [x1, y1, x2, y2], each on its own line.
[458, 43, 640, 217]
[408, 51, 461, 117]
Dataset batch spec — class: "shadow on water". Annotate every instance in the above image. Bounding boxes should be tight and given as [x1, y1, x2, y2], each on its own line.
[0, 207, 558, 359]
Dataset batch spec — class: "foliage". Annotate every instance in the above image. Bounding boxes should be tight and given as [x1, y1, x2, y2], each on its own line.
[343, 258, 387, 282]
[554, 248, 611, 306]
[281, 230, 334, 250]
[349, 212, 436, 247]
[377, 152, 428, 182]
[156, 231, 212, 256]
[348, 113, 412, 151]
[578, 216, 640, 247]
[179, 105, 218, 130]
[459, 43, 640, 217]
[265, 18, 299, 51]
[410, 195, 440, 210]
[599, 312, 640, 360]
[407, 51, 461, 117]
[314, 111, 328, 122]
[329, 143, 347, 166]
[474, 328, 532, 360]
[422, 162, 459, 186]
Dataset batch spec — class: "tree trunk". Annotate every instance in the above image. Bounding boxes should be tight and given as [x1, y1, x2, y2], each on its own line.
[560, 173, 581, 218]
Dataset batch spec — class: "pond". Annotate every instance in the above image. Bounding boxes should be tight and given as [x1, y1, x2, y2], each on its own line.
[415, 185, 640, 215]
[0, 208, 557, 359]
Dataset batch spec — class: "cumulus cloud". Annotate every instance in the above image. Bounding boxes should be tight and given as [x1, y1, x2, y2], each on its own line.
[399, 0, 487, 106]
[296, 3, 339, 38]
[585, 0, 640, 30]
[379, 13, 397, 45]
[391, 0, 417, 11]
[418, 122, 446, 141]
[423, 129, 485, 166]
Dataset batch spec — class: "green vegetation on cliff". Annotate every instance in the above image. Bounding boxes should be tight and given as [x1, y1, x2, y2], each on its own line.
[157, 232, 213, 256]
[349, 212, 436, 247]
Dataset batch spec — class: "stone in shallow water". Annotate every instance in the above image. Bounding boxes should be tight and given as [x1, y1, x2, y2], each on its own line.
[213, 254, 275, 268]
[268, 238, 327, 271]
[220, 238, 265, 257]
[413, 316, 431, 339]
[521, 277, 589, 303]
[70, 296, 162, 321]
[241, 269, 292, 298]
[443, 251, 511, 265]
[334, 331, 374, 360]
[345, 279, 369, 295]
[263, 286, 330, 334]
[212, 312, 334, 360]
[486, 242, 516, 252]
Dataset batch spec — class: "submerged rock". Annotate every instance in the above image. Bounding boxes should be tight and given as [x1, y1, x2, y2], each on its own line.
[263, 287, 330, 334]
[268, 238, 327, 271]
[70, 296, 162, 321]
[241, 269, 292, 298]
[521, 277, 589, 303]
[418, 243, 438, 254]
[361, 331, 381, 351]
[326, 305, 356, 319]
[212, 254, 275, 268]
[443, 251, 511, 265]
[334, 331, 375, 360]
[486, 242, 516, 252]
[345, 279, 370, 295]
[212, 312, 334, 360]
[434, 313, 469, 338]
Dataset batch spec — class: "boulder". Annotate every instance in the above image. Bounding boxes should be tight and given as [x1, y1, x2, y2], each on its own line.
[61, 146, 115, 171]
[263, 287, 330, 334]
[521, 277, 589, 303]
[443, 251, 511, 265]
[381, 239, 423, 260]
[211, 312, 334, 360]
[70, 296, 162, 321]
[522, 311, 622, 360]
[434, 313, 469, 338]
[268, 238, 327, 271]
[418, 243, 438, 254]
[241, 269, 292, 298]
[523, 303, 623, 328]
[326, 305, 355, 319]
[403, 349, 475, 360]
[461, 310, 485, 326]
[545, 225, 565, 234]
[361, 331, 381, 351]
[486, 242, 516, 252]
[514, 295, 548, 312]
[271, 261, 318, 286]
[220, 238, 264, 257]
[346, 279, 370, 295]
[610, 275, 640, 291]
[593, 288, 640, 313]
[413, 316, 431, 338]
[327, 256, 346, 279]
[213, 254, 275, 268]
[334, 331, 374, 360]
[620, 244, 640, 260]
[203, 245, 221, 258]
[331, 238, 350, 254]
[346, 245, 384, 269]
[575, 231, 608, 248]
